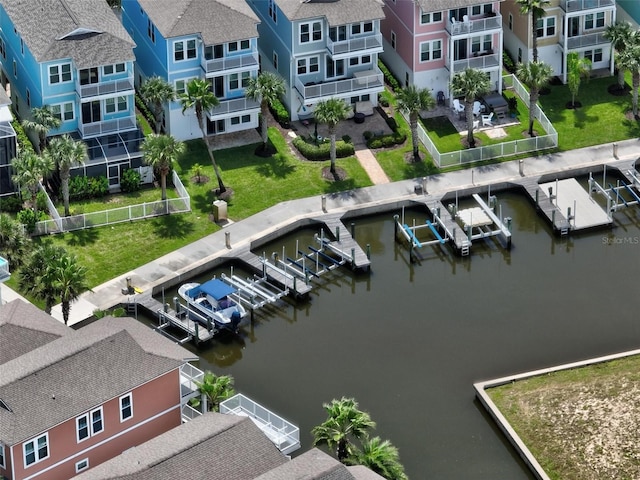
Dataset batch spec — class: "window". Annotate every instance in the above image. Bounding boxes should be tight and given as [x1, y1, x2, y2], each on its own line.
[518, 47, 522, 63]
[240, 39, 250, 50]
[361, 55, 371, 64]
[175, 79, 186, 95]
[116, 63, 125, 73]
[229, 41, 238, 52]
[120, 393, 133, 421]
[0, 441, 5, 469]
[268, 0, 276, 22]
[585, 12, 605, 30]
[77, 414, 90, 442]
[49, 63, 72, 84]
[350, 57, 359, 66]
[419, 40, 442, 62]
[508, 13, 513, 31]
[421, 10, 442, 25]
[0, 38, 5, 59]
[147, 19, 155, 43]
[231, 116, 240, 125]
[24, 434, 48, 467]
[300, 21, 322, 43]
[26, 88, 30, 108]
[584, 48, 602, 62]
[20, 38, 23, 55]
[297, 58, 307, 74]
[391, 31, 396, 50]
[273, 51, 278, 71]
[536, 16, 555, 38]
[229, 73, 239, 90]
[12, 60, 16, 78]
[106, 96, 127, 113]
[75, 459, 89, 473]
[174, 40, 196, 62]
[91, 407, 103, 435]
[329, 25, 346, 42]
[351, 22, 372, 35]
[242, 114, 251, 123]
[241, 71, 250, 88]
[103, 65, 114, 75]
[309, 56, 319, 72]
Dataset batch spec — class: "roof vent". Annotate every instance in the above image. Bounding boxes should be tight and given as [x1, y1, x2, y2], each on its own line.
[0, 398, 13, 413]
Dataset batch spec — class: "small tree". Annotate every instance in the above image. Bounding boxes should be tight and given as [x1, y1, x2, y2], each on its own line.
[347, 437, 408, 480]
[567, 52, 592, 109]
[19, 242, 67, 313]
[140, 76, 175, 134]
[191, 163, 205, 183]
[190, 371, 235, 412]
[313, 98, 351, 176]
[21, 105, 61, 153]
[396, 85, 435, 162]
[604, 21, 634, 90]
[245, 71, 286, 152]
[516, 61, 553, 136]
[141, 134, 185, 204]
[450, 68, 491, 148]
[44, 135, 87, 216]
[11, 151, 54, 218]
[0, 213, 30, 269]
[42, 250, 90, 325]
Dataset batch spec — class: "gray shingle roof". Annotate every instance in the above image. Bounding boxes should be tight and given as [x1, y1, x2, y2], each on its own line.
[0, 0, 135, 68]
[72, 412, 288, 480]
[254, 448, 358, 480]
[416, 0, 494, 12]
[0, 316, 194, 445]
[138, 0, 259, 45]
[347, 465, 387, 480]
[275, 0, 385, 25]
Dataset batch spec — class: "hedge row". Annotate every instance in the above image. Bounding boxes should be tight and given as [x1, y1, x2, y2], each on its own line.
[378, 59, 402, 93]
[135, 93, 155, 127]
[503, 50, 516, 74]
[292, 137, 354, 161]
[366, 132, 406, 149]
[269, 97, 290, 126]
[12, 118, 35, 154]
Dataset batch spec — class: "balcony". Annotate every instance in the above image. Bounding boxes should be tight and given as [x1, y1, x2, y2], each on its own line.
[201, 51, 259, 76]
[446, 13, 502, 38]
[207, 97, 260, 120]
[560, 31, 610, 50]
[220, 393, 300, 455]
[0, 256, 9, 282]
[295, 69, 383, 102]
[326, 33, 383, 59]
[79, 115, 137, 139]
[76, 77, 134, 100]
[560, 0, 615, 13]
[446, 52, 500, 74]
[180, 362, 204, 402]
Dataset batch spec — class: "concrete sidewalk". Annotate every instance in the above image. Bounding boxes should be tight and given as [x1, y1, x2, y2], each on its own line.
[56, 138, 640, 326]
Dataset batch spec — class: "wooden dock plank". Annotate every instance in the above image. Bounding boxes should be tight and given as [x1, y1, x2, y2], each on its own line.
[321, 217, 371, 270]
[520, 179, 571, 233]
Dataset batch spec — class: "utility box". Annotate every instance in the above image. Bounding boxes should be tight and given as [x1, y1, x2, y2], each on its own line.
[213, 200, 228, 222]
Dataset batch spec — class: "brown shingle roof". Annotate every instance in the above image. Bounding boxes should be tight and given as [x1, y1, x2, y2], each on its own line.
[275, 0, 385, 25]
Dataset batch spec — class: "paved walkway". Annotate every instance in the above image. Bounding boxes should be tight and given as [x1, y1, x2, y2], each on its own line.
[355, 148, 390, 184]
[42, 138, 639, 326]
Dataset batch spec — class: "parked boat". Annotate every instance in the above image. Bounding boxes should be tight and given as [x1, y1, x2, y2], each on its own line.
[178, 279, 247, 332]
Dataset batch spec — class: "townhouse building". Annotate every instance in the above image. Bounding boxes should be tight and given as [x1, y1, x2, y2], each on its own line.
[381, 0, 504, 100]
[501, 0, 616, 82]
[0, 0, 144, 192]
[248, 0, 386, 121]
[0, 87, 16, 197]
[121, 0, 261, 142]
[0, 299, 200, 480]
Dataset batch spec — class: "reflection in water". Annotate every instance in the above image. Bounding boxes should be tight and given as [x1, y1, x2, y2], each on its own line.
[143, 190, 640, 479]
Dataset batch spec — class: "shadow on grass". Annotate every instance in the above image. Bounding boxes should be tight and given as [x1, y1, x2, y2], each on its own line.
[151, 214, 195, 239]
[254, 152, 296, 179]
[191, 192, 216, 216]
[65, 227, 100, 247]
[403, 158, 439, 178]
[324, 178, 359, 194]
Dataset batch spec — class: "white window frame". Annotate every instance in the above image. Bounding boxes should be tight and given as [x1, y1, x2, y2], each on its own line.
[240, 39, 250, 50]
[420, 10, 442, 25]
[0, 441, 5, 469]
[120, 393, 133, 422]
[298, 56, 319, 75]
[361, 54, 371, 65]
[105, 96, 128, 114]
[584, 12, 605, 30]
[48, 63, 72, 85]
[173, 39, 197, 62]
[584, 48, 602, 62]
[76, 414, 90, 442]
[175, 79, 187, 95]
[23, 433, 49, 468]
[90, 407, 104, 435]
[268, 0, 277, 22]
[536, 16, 556, 39]
[351, 21, 373, 35]
[299, 21, 322, 44]
[229, 73, 240, 90]
[75, 458, 89, 473]
[419, 40, 442, 62]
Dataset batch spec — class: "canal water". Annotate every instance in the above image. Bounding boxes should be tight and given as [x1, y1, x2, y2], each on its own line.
[149, 188, 640, 479]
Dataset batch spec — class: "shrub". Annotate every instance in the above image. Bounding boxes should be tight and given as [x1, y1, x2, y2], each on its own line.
[120, 168, 141, 193]
[0, 194, 23, 213]
[507, 96, 518, 112]
[269, 97, 290, 126]
[17, 208, 45, 233]
[378, 59, 402, 93]
[135, 93, 155, 126]
[88, 176, 109, 198]
[36, 191, 47, 212]
[341, 134, 352, 144]
[386, 117, 398, 131]
[69, 175, 109, 200]
[363, 131, 374, 140]
[12, 119, 36, 154]
[503, 50, 516, 73]
[292, 136, 355, 161]
[366, 132, 406, 149]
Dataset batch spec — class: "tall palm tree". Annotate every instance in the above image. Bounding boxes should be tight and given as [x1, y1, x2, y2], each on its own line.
[450, 68, 491, 148]
[141, 134, 185, 205]
[45, 251, 90, 325]
[19, 242, 67, 313]
[44, 135, 87, 216]
[396, 85, 435, 162]
[347, 437, 408, 480]
[516, 0, 550, 63]
[0, 213, 30, 269]
[516, 61, 553, 136]
[190, 371, 235, 412]
[11, 151, 54, 217]
[178, 78, 226, 194]
[567, 52, 592, 109]
[313, 98, 350, 176]
[604, 21, 634, 90]
[312, 397, 376, 462]
[245, 71, 286, 152]
[140, 76, 175, 134]
[21, 105, 62, 153]
[617, 43, 640, 117]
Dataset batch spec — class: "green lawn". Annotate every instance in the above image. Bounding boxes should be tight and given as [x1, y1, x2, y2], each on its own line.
[58, 187, 178, 216]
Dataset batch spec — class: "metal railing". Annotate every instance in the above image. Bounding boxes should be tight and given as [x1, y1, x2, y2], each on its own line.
[295, 71, 383, 101]
[207, 97, 260, 120]
[447, 53, 500, 74]
[201, 51, 259, 75]
[32, 171, 190, 236]
[560, 32, 610, 50]
[79, 115, 137, 139]
[326, 33, 383, 56]
[560, 0, 615, 12]
[76, 77, 134, 99]
[181, 404, 202, 422]
[446, 13, 502, 37]
[414, 74, 558, 168]
[0, 256, 9, 282]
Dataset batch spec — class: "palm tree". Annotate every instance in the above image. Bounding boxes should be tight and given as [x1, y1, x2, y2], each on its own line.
[450, 68, 491, 148]
[178, 78, 226, 194]
[347, 437, 408, 480]
[313, 98, 351, 176]
[516, 61, 553, 136]
[567, 52, 592, 109]
[604, 21, 634, 90]
[46, 251, 90, 325]
[516, 0, 550, 63]
[11, 151, 54, 217]
[140, 76, 175, 134]
[190, 371, 235, 412]
[396, 85, 435, 162]
[141, 134, 185, 205]
[19, 242, 67, 313]
[312, 397, 376, 462]
[245, 71, 286, 152]
[617, 43, 640, 117]
[44, 135, 87, 216]
[21, 105, 62, 153]
[0, 213, 30, 269]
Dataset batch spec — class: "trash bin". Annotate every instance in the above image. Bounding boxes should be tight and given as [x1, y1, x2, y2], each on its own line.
[213, 200, 227, 222]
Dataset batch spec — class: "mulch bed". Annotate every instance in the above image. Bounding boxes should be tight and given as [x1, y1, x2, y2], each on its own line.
[190, 175, 210, 184]
[565, 101, 582, 109]
[321, 166, 348, 182]
[608, 84, 631, 96]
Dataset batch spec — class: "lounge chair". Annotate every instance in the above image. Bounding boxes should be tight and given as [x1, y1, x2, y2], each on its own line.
[482, 112, 494, 127]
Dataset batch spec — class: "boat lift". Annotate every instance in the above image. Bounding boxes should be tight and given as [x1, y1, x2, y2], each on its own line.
[394, 206, 450, 262]
[219, 270, 289, 313]
[589, 171, 640, 213]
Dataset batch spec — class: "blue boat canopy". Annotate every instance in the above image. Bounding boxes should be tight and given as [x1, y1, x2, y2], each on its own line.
[188, 279, 236, 301]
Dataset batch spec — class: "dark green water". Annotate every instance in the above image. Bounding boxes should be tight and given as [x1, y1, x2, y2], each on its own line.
[150, 190, 640, 479]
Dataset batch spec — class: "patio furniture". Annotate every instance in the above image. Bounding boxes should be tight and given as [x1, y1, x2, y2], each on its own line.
[482, 92, 508, 119]
[472, 101, 484, 117]
[473, 120, 480, 130]
[452, 99, 465, 119]
[482, 112, 494, 127]
[437, 91, 445, 106]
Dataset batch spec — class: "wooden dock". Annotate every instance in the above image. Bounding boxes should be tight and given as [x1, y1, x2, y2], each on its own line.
[320, 216, 371, 271]
[520, 178, 571, 235]
[539, 178, 611, 230]
[236, 250, 313, 297]
[431, 200, 471, 255]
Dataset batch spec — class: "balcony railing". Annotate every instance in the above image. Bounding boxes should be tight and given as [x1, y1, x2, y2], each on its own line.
[76, 77, 134, 99]
[326, 33, 383, 57]
[295, 69, 383, 101]
[560, 32, 610, 50]
[181, 404, 202, 422]
[560, 0, 615, 12]
[446, 53, 500, 74]
[446, 13, 502, 37]
[220, 393, 300, 455]
[79, 115, 137, 138]
[0, 256, 9, 282]
[180, 363, 204, 400]
[201, 51, 259, 75]
[207, 97, 260, 120]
